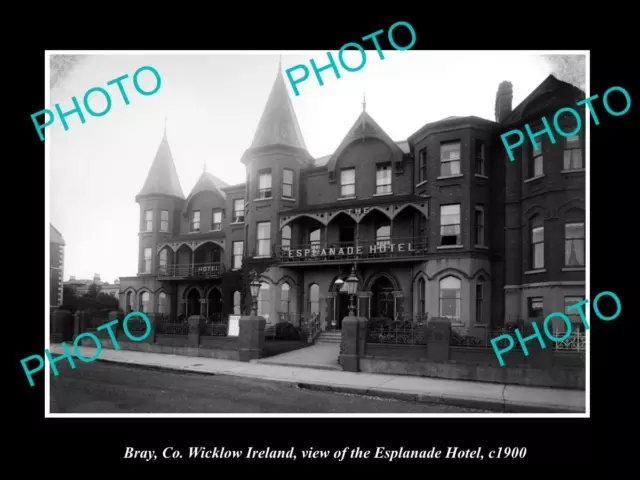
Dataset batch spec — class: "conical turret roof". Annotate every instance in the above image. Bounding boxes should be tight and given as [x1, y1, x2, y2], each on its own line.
[248, 66, 308, 151]
[137, 133, 185, 200]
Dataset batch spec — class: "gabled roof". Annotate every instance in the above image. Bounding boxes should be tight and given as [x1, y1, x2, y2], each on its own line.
[503, 74, 585, 126]
[248, 66, 308, 152]
[325, 110, 405, 173]
[50, 224, 65, 245]
[184, 170, 228, 210]
[136, 133, 185, 200]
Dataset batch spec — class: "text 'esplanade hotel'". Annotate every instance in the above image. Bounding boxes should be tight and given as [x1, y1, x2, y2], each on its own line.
[119, 66, 586, 333]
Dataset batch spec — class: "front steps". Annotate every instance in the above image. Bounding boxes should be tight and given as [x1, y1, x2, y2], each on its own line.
[316, 331, 342, 344]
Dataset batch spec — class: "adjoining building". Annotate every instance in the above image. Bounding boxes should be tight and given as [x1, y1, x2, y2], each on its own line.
[64, 274, 120, 298]
[118, 67, 585, 335]
[50, 224, 65, 307]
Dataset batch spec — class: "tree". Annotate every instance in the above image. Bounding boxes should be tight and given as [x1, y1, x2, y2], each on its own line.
[541, 55, 586, 93]
[86, 283, 101, 299]
[50, 55, 87, 89]
[61, 286, 79, 313]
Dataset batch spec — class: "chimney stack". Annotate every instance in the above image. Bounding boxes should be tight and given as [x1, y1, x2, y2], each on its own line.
[495, 81, 513, 123]
[70, 275, 76, 281]
[93, 273, 101, 284]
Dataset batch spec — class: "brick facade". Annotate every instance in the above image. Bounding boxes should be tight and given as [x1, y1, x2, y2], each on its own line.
[118, 69, 585, 333]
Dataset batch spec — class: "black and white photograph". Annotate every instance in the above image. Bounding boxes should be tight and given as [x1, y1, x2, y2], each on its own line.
[45, 50, 588, 417]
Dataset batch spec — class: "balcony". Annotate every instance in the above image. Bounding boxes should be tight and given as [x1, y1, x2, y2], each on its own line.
[276, 236, 428, 266]
[157, 262, 223, 280]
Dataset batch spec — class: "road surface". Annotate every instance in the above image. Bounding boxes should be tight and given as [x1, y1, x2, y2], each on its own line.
[49, 361, 489, 414]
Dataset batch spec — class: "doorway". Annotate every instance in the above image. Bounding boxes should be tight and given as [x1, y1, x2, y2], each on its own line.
[336, 292, 350, 329]
[207, 288, 222, 322]
[187, 288, 201, 317]
[371, 276, 395, 320]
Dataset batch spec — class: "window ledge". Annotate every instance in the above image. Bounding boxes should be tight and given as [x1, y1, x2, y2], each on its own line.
[230, 221, 245, 225]
[437, 174, 463, 180]
[524, 174, 546, 184]
[253, 255, 272, 259]
[437, 245, 463, 250]
[524, 268, 547, 275]
[282, 197, 296, 202]
[474, 174, 489, 180]
[562, 267, 585, 272]
[474, 245, 489, 249]
[255, 197, 273, 203]
[373, 192, 393, 197]
[416, 180, 427, 188]
[561, 168, 585, 174]
[188, 231, 201, 234]
[337, 196, 356, 201]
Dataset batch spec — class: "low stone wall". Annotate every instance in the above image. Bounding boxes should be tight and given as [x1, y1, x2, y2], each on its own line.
[359, 352, 585, 389]
[87, 337, 242, 361]
[54, 309, 266, 362]
[340, 316, 585, 390]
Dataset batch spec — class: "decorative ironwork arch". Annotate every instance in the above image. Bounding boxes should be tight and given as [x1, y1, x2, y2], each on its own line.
[364, 271, 401, 291]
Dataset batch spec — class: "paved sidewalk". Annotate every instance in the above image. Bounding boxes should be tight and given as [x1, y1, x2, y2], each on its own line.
[255, 344, 341, 370]
[48, 344, 586, 414]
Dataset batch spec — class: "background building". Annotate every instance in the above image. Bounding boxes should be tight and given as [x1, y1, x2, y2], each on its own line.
[118, 68, 585, 334]
[50, 224, 65, 307]
[64, 273, 120, 298]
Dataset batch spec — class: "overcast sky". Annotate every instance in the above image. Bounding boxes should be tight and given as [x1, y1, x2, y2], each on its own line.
[48, 51, 578, 284]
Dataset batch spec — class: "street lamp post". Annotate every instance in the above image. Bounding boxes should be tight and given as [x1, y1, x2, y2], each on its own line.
[345, 265, 359, 316]
[249, 270, 261, 316]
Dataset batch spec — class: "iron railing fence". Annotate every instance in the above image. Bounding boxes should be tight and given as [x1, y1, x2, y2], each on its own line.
[366, 315, 429, 345]
[451, 323, 587, 352]
[200, 323, 228, 337]
[157, 262, 223, 278]
[276, 236, 429, 263]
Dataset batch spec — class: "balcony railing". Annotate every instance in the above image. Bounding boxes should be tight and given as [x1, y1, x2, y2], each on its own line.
[276, 237, 428, 263]
[157, 262, 223, 278]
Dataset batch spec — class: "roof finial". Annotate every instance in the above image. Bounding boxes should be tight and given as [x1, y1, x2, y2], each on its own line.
[164, 117, 167, 137]
[363, 93, 366, 112]
[279, 54, 283, 70]
[203, 163, 207, 173]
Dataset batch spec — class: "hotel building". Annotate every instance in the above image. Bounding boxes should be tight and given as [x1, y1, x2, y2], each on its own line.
[118, 67, 586, 334]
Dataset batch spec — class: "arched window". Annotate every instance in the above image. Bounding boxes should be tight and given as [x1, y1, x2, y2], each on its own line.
[280, 283, 291, 316]
[418, 277, 426, 320]
[475, 276, 484, 325]
[233, 291, 241, 315]
[376, 224, 391, 249]
[530, 215, 544, 269]
[157, 292, 167, 314]
[126, 291, 133, 313]
[140, 291, 150, 313]
[257, 282, 270, 321]
[282, 226, 291, 251]
[439, 276, 461, 321]
[309, 284, 320, 315]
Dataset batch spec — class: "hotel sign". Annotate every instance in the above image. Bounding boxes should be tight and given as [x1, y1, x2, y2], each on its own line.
[286, 242, 414, 259]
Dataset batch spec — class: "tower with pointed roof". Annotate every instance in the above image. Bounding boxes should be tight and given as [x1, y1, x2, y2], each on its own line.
[241, 62, 313, 259]
[135, 129, 186, 277]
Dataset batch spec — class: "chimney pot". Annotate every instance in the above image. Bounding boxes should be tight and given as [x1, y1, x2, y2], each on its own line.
[495, 81, 513, 123]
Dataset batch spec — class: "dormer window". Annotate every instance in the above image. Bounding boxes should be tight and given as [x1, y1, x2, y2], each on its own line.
[212, 209, 222, 231]
[376, 163, 392, 194]
[340, 167, 355, 197]
[191, 211, 200, 232]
